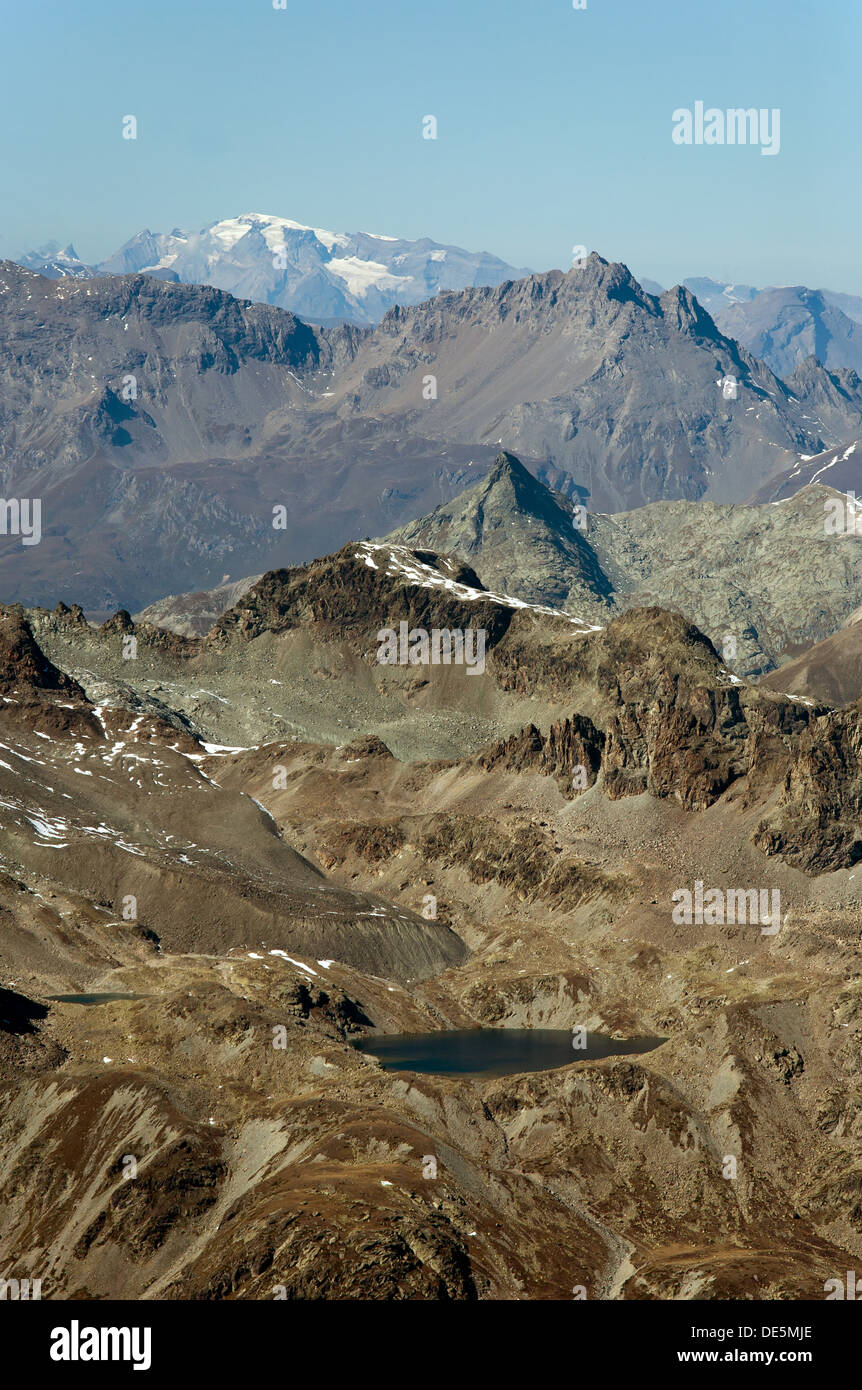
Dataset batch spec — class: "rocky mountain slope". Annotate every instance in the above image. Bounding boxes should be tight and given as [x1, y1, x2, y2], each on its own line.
[759, 612, 862, 707]
[135, 576, 263, 638]
[385, 452, 617, 621]
[3, 546, 862, 1299]
[715, 287, 862, 379]
[0, 260, 335, 610]
[325, 255, 854, 512]
[0, 608, 464, 982]
[6, 255, 862, 612]
[750, 435, 862, 503]
[385, 451, 862, 677]
[11, 539, 862, 878]
[19, 543, 595, 761]
[0, 259, 326, 475]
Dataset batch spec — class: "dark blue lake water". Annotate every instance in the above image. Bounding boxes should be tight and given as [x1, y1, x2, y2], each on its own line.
[353, 1029, 664, 1078]
[48, 993, 145, 1006]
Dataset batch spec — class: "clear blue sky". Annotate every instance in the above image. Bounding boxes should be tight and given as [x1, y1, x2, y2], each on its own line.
[0, 0, 857, 292]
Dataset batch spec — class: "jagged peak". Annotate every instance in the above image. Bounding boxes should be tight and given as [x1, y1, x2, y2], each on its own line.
[659, 282, 724, 338]
[100, 609, 136, 635]
[483, 450, 542, 489]
[0, 611, 86, 698]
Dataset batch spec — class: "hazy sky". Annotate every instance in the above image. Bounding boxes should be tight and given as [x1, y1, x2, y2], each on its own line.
[1, 0, 857, 291]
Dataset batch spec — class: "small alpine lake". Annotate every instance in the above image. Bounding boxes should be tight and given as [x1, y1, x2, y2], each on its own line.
[353, 1028, 665, 1078]
[47, 993, 145, 1006]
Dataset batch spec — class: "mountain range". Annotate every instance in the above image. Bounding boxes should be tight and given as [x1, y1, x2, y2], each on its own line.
[6, 253, 862, 613]
[382, 451, 862, 678]
[18, 215, 530, 326]
[18, 223, 862, 383]
[4, 234, 862, 1297]
[320, 258, 859, 510]
[681, 275, 862, 327]
[664, 278, 862, 378]
[713, 287, 862, 380]
[135, 448, 862, 682]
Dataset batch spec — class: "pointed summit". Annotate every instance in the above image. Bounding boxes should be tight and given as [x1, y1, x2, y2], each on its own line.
[489, 450, 547, 494]
[0, 612, 83, 696]
[382, 451, 615, 618]
[487, 449, 530, 481]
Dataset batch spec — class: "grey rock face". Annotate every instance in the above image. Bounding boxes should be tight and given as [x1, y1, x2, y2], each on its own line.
[333, 256, 862, 510]
[3, 254, 862, 613]
[385, 451, 862, 678]
[715, 287, 862, 379]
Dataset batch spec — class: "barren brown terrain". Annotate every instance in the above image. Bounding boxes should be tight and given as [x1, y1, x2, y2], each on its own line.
[1, 542, 861, 1301]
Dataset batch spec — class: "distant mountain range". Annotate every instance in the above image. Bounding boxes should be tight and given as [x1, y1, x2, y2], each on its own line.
[4, 253, 862, 612]
[18, 215, 531, 326]
[680, 275, 862, 327]
[645, 277, 862, 378]
[17, 241, 94, 281]
[712, 287, 862, 379]
[18, 224, 862, 382]
[322, 257, 862, 509]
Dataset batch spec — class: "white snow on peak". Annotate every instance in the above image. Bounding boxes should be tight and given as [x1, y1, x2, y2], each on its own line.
[208, 218, 256, 251]
[209, 213, 349, 256]
[140, 252, 178, 272]
[327, 256, 414, 297]
[354, 542, 602, 629]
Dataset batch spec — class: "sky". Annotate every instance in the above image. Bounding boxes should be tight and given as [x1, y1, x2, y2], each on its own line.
[0, 0, 858, 293]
